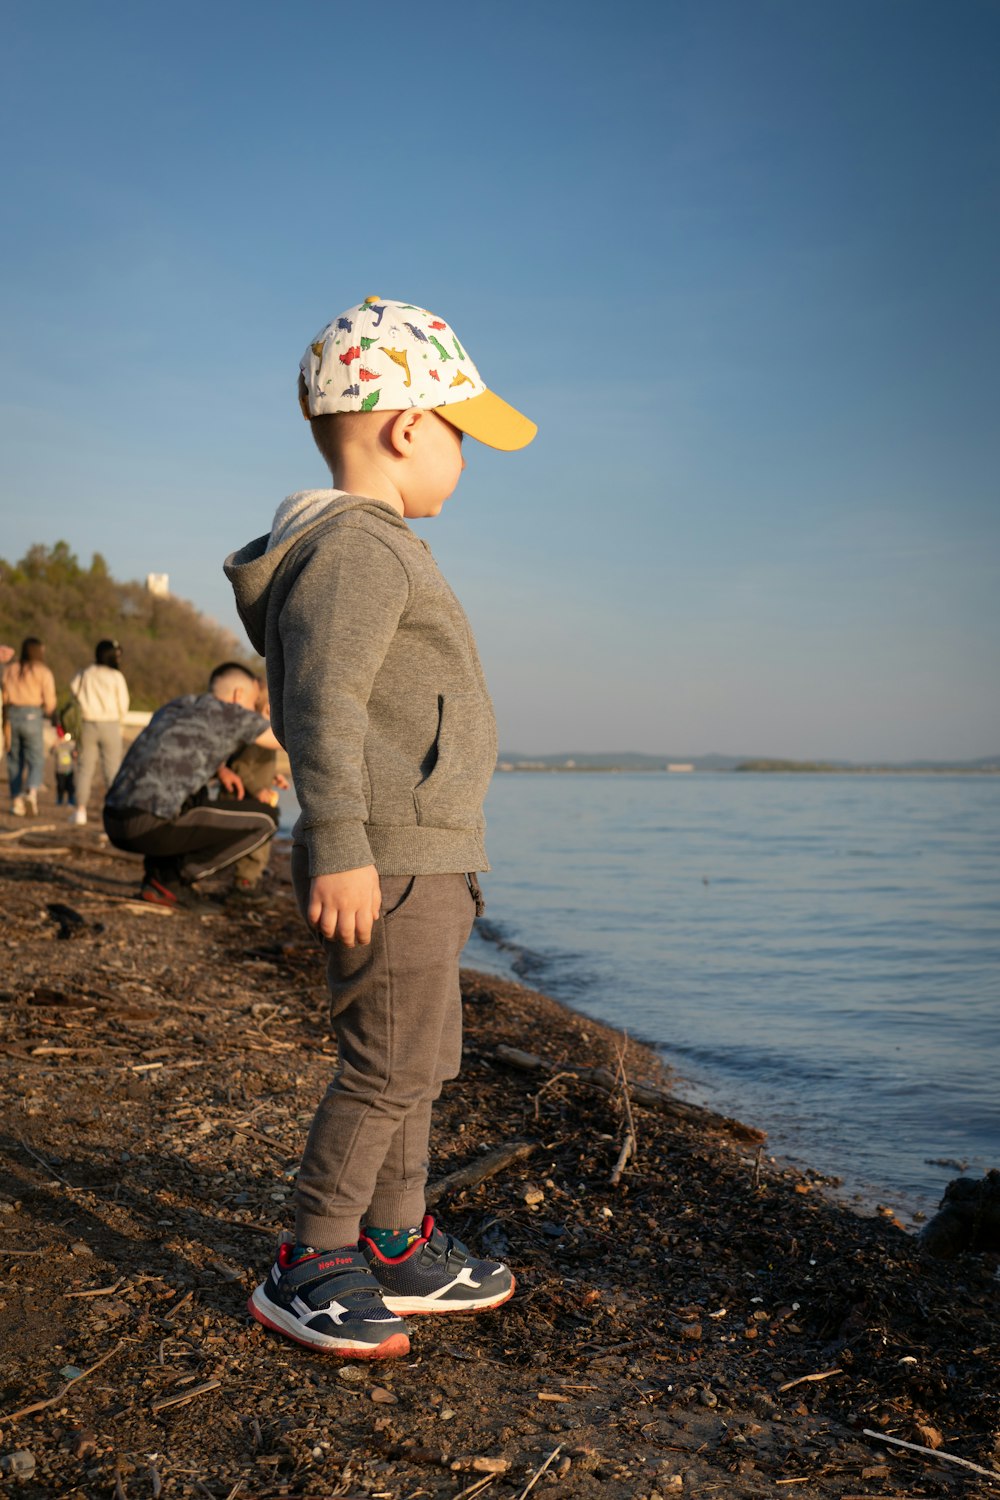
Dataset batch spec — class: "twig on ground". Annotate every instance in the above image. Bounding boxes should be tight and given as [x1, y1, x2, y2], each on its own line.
[778, 1367, 843, 1392]
[0, 824, 58, 840]
[609, 1131, 635, 1187]
[426, 1140, 537, 1206]
[532, 1070, 574, 1120]
[493, 1043, 766, 1143]
[64, 1277, 127, 1299]
[609, 1034, 638, 1187]
[151, 1378, 222, 1413]
[516, 1445, 563, 1500]
[452, 1477, 496, 1500]
[862, 1429, 1000, 1483]
[1, 1340, 124, 1423]
[15, 1134, 74, 1188]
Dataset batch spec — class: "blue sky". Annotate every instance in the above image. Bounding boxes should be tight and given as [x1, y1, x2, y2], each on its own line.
[2, 0, 998, 760]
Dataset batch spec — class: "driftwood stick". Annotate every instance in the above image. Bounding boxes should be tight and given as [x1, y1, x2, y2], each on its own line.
[516, 1445, 563, 1500]
[426, 1140, 537, 1206]
[778, 1367, 843, 1392]
[862, 1429, 1000, 1483]
[493, 1045, 766, 1144]
[151, 1377, 222, 1413]
[1, 1340, 124, 1423]
[0, 824, 58, 840]
[609, 1131, 636, 1188]
[609, 1035, 638, 1185]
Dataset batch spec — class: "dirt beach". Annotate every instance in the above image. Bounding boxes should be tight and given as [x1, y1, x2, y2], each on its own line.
[1, 815, 998, 1499]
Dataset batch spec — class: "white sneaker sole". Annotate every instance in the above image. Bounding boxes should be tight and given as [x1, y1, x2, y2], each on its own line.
[380, 1278, 516, 1316]
[248, 1286, 410, 1358]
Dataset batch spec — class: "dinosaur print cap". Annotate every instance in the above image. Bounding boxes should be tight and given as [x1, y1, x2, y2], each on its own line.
[299, 296, 537, 451]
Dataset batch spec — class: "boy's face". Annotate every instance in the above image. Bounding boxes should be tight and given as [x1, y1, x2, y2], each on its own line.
[399, 411, 466, 519]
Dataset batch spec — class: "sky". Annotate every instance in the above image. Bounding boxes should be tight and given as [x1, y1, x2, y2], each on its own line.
[1, 1, 998, 761]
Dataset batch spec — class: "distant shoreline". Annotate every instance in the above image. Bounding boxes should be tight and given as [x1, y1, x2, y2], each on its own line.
[497, 761, 1000, 775]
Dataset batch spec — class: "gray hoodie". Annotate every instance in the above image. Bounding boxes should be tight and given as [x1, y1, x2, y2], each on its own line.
[224, 491, 497, 878]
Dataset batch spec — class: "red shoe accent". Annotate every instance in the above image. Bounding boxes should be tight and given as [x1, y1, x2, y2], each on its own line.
[141, 878, 179, 907]
[360, 1214, 434, 1265]
[247, 1297, 410, 1358]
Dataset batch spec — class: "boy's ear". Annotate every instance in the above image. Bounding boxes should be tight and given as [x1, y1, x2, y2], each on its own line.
[387, 407, 425, 456]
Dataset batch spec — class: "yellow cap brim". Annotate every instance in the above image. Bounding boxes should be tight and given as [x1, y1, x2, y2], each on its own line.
[433, 388, 537, 451]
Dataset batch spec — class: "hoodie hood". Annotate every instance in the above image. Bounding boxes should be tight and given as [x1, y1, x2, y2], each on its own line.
[224, 490, 410, 654]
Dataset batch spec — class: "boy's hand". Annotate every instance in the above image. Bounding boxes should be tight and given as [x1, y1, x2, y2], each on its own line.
[218, 764, 245, 799]
[308, 866, 382, 947]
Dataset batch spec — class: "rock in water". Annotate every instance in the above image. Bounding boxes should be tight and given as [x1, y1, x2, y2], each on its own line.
[919, 1168, 1000, 1257]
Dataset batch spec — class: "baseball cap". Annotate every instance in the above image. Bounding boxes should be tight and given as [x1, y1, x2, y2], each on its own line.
[299, 296, 537, 451]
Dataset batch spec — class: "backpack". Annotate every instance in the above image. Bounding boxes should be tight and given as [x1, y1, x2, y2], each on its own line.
[58, 696, 82, 741]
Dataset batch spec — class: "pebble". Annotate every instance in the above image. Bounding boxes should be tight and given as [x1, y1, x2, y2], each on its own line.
[439, 1408, 456, 1421]
[680, 1322, 702, 1341]
[370, 1386, 397, 1404]
[0, 1450, 36, 1479]
[69, 1242, 92, 1257]
[0, 1201, 14, 1215]
[698, 1386, 718, 1408]
[59, 1365, 83, 1381]
[523, 1187, 544, 1206]
[337, 1365, 366, 1382]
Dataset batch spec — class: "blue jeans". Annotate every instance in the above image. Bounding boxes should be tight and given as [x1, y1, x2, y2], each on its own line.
[6, 705, 46, 797]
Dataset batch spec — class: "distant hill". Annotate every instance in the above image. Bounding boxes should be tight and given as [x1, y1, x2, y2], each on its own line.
[0, 542, 256, 711]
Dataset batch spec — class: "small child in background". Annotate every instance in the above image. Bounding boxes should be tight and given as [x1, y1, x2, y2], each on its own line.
[53, 729, 76, 807]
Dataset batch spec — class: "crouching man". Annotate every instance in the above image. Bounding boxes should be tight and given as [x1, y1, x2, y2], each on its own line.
[104, 662, 281, 911]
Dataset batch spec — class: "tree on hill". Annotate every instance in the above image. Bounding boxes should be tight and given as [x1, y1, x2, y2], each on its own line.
[0, 542, 257, 711]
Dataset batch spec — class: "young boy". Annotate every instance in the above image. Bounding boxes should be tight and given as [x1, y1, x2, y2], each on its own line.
[225, 295, 536, 1359]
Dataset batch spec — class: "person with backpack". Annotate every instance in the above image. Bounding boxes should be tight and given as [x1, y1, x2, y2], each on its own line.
[68, 638, 130, 826]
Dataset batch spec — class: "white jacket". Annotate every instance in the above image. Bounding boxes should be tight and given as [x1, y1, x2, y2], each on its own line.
[69, 664, 130, 723]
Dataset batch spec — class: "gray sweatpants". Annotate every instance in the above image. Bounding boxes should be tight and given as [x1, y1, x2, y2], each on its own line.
[291, 847, 479, 1249]
[76, 720, 123, 811]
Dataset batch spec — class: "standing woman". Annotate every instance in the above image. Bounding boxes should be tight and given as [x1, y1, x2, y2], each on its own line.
[3, 638, 57, 816]
[69, 638, 130, 826]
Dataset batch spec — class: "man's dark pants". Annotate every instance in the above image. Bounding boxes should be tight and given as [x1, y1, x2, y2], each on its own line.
[104, 792, 279, 886]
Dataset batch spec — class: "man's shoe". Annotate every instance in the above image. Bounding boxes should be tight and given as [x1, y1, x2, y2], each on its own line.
[362, 1215, 515, 1315]
[10, 797, 26, 817]
[139, 877, 210, 913]
[227, 878, 269, 909]
[249, 1238, 410, 1357]
[24, 789, 38, 816]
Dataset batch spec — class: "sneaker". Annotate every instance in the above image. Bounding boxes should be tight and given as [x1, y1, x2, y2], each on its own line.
[71, 807, 87, 826]
[227, 878, 269, 909]
[139, 876, 211, 913]
[10, 796, 26, 817]
[249, 1237, 410, 1357]
[362, 1215, 515, 1315]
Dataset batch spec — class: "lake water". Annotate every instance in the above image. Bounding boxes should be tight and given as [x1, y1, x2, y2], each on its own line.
[282, 773, 1000, 1218]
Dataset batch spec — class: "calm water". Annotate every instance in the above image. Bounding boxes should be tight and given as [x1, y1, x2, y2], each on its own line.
[458, 773, 1000, 1217]
[280, 773, 1000, 1216]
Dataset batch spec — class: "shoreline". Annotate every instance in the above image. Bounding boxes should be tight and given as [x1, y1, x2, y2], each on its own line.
[1, 818, 998, 1498]
[464, 923, 938, 1230]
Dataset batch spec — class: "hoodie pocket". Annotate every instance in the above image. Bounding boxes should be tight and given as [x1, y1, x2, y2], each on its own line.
[412, 692, 496, 830]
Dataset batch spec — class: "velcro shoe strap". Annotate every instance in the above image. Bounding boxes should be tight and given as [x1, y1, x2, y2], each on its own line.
[282, 1251, 370, 1293]
[306, 1270, 383, 1304]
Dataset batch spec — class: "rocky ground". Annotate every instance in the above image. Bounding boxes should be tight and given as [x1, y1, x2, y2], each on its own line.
[1, 810, 998, 1500]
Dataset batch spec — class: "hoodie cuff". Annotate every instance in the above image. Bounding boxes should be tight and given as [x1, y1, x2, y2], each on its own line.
[304, 820, 375, 877]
